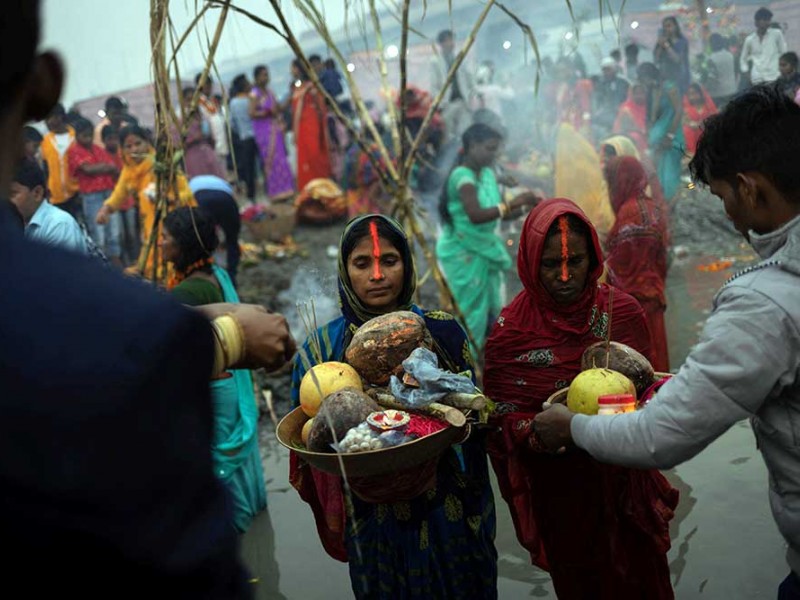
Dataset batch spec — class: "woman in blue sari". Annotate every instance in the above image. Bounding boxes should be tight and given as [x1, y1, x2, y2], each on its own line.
[161, 207, 279, 600]
[638, 62, 685, 202]
[289, 214, 498, 599]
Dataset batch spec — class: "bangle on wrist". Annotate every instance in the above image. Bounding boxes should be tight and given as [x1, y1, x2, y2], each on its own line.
[497, 202, 510, 219]
[211, 314, 246, 374]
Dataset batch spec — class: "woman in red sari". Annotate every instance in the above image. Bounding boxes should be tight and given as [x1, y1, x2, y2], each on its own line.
[291, 59, 332, 191]
[682, 82, 717, 156]
[605, 156, 671, 372]
[484, 198, 677, 599]
[612, 83, 648, 156]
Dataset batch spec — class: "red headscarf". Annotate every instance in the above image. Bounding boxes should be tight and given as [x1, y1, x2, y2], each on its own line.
[483, 199, 676, 595]
[607, 155, 649, 214]
[683, 83, 718, 154]
[485, 198, 651, 414]
[613, 85, 648, 155]
[604, 156, 671, 370]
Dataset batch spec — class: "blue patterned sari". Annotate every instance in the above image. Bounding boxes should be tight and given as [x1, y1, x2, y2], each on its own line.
[289, 214, 498, 599]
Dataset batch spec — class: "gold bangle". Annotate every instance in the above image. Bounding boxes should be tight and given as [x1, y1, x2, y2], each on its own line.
[212, 314, 245, 368]
[210, 322, 227, 378]
[497, 202, 509, 219]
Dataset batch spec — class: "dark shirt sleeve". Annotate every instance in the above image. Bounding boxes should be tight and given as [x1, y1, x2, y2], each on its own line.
[0, 239, 250, 596]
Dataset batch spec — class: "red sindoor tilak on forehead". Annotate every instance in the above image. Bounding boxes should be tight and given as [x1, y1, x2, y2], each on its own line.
[369, 220, 383, 280]
[559, 215, 569, 282]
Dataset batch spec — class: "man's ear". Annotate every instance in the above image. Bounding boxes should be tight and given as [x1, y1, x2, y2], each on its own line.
[23, 52, 63, 122]
[32, 184, 45, 202]
[735, 172, 759, 209]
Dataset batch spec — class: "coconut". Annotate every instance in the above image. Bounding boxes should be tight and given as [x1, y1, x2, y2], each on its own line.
[345, 311, 433, 385]
[580, 341, 655, 396]
[306, 388, 380, 452]
[566, 368, 636, 415]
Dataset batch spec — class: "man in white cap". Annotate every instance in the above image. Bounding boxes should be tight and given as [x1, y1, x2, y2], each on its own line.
[592, 56, 630, 139]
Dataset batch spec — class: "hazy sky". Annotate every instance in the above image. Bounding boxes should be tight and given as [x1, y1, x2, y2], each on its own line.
[41, 0, 349, 104]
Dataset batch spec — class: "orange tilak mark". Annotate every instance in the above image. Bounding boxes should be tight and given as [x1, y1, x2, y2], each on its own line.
[559, 216, 569, 282]
[369, 220, 383, 279]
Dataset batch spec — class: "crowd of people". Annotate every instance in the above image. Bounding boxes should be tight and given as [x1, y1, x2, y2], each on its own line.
[5, 0, 800, 598]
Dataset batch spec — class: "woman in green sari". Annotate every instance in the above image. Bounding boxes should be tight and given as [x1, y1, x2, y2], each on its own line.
[437, 123, 539, 352]
[161, 207, 281, 600]
[638, 62, 685, 202]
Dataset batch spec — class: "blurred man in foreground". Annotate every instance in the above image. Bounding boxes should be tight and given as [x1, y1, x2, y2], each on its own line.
[0, 1, 294, 596]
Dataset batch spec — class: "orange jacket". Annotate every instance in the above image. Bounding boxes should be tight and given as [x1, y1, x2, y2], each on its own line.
[41, 127, 79, 205]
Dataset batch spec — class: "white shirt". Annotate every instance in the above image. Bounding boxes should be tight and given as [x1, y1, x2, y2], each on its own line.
[199, 96, 229, 156]
[53, 132, 73, 158]
[740, 28, 788, 84]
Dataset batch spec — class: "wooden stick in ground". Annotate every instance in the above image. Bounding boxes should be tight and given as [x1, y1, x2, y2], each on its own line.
[400, 0, 496, 181]
[252, 0, 396, 192]
[209, 2, 395, 194]
[289, 0, 399, 182]
[367, 0, 402, 160]
[398, 0, 411, 171]
[605, 285, 614, 369]
[184, 0, 230, 138]
[167, 0, 214, 73]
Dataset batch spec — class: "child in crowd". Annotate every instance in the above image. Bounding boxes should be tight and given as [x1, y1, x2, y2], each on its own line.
[41, 103, 80, 220]
[67, 118, 122, 266]
[101, 124, 139, 264]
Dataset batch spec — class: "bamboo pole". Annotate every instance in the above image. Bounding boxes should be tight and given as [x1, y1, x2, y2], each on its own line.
[367, 0, 402, 160]
[400, 0, 496, 180]
[398, 0, 411, 171]
[206, 0, 396, 195]
[185, 0, 230, 134]
[172, 0, 557, 361]
[140, 0, 230, 281]
[291, 0, 399, 181]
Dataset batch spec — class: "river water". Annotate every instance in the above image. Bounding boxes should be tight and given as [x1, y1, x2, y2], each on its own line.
[250, 190, 786, 598]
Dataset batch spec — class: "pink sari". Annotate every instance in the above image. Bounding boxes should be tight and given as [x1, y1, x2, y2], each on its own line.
[251, 86, 295, 200]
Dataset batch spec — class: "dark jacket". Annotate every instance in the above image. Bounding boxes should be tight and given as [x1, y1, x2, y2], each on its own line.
[0, 205, 251, 598]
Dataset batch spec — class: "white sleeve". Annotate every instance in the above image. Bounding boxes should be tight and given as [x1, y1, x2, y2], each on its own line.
[740, 38, 752, 73]
[571, 285, 798, 469]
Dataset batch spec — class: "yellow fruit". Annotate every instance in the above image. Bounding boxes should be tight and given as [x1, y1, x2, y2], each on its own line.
[299, 362, 363, 417]
[566, 368, 636, 415]
[301, 418, 314, 446]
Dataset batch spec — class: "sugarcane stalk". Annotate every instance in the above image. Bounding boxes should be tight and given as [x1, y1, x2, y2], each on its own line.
[495, 1, 543, 93]
[400, 0, 496, 180]
[440, 392, 488, 411]
[231, 0, 395, 192]
[398, 0, 411, 170]
[374, 394, 467, 428]
[185, 0, 230, 130]
[291, 0, 398, 176]
[395, 196, 482, 362]
[367, 0, 401, 160]
[208, 1, 397, 192]
[365, 389, 467, 428]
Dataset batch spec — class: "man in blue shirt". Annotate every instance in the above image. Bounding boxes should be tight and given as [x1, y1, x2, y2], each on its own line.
[10, 157, 87, 253]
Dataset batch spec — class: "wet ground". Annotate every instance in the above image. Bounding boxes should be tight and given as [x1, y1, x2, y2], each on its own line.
[239, 186, 787, 598]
